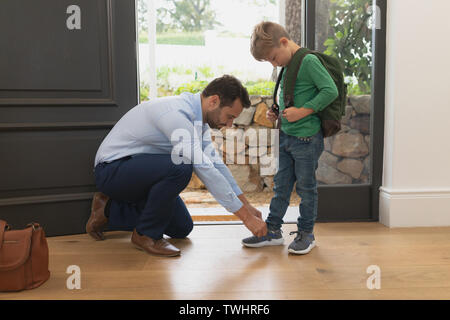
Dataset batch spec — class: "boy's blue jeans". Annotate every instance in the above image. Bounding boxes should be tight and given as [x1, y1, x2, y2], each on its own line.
[266, 129, 324, 233]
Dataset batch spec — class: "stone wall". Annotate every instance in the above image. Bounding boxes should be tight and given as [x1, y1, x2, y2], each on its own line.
[187, 94, 371, 191]
[318, 95, 371, 185]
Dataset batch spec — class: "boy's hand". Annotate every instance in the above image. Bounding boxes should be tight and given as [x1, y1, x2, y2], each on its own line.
[266, 109, 278, 122]
[282, 107, 314, 122]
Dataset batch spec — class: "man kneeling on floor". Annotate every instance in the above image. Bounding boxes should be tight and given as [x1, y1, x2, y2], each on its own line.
[86, 75, 268, 257]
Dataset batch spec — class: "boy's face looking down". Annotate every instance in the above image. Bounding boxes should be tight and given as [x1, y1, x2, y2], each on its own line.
[263, 37, 293, 68]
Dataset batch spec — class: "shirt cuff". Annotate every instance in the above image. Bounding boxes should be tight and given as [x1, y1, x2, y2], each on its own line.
[221, 192, 244, 213]
[231, 183, 243, 197]
[303, 101, 318, 112]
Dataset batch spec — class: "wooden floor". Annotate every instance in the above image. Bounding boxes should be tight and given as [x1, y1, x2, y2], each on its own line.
[2, 222, 450, 300]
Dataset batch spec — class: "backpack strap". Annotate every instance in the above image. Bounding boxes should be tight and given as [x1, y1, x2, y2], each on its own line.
[271, 47, 311, 129]
[283, 47, 311, 107]
[271, 66, 285, 117]
[272, 47, 311, 110]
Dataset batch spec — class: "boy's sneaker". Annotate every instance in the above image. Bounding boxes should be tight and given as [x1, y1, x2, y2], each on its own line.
[287, 231, 316, 255]
[242, 229, 284, 248]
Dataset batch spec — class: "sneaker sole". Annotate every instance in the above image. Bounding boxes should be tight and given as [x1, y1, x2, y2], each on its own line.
[288, 241, 316, 255]
[242, 238, 284, 248]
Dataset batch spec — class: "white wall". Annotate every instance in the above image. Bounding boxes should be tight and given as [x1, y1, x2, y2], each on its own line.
[380, 0, 450, 227]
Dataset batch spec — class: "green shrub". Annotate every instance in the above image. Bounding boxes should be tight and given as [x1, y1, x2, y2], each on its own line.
[142, 80, 367, 102]
[174, 80, 209, 95]
[346, 83, 366, 96]
[173, 80, 276, 96]
[245, 81, 275, 96]
[324, 0, 372, 94]
[140, 83, 150, 102]
[197, 66, 214, 78]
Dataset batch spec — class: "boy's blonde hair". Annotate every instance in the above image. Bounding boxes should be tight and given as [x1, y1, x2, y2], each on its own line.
[250, 21, 291, 61]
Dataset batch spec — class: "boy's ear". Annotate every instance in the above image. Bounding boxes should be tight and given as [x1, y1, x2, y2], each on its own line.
[279, 37, 289, 47]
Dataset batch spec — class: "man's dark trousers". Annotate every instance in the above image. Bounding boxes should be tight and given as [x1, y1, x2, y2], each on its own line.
[94, 153, 194, 240]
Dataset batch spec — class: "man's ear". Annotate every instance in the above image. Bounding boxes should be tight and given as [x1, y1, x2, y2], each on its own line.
[209, 95, 220, 109]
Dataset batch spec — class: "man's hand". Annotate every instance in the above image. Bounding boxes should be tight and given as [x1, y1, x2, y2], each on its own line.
[234, 205, 267, 237]
[246, 204, 262, 219]
[282, 107, 314, 122]
[243, 214, 267, 237]
[237, 194, 262, 219]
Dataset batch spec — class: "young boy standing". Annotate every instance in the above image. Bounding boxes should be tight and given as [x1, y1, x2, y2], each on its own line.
[242, 21, 338, 254]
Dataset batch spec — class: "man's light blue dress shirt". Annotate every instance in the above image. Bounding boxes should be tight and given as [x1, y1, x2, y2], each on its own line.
[94, 92, 244, 213]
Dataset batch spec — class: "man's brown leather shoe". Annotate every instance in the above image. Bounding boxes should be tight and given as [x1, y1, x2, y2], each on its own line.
[131, 229, 181, 257]
[86, 192, 109, 240]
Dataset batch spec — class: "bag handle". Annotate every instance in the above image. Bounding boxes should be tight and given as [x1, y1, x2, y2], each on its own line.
[27, 222, 41, 231]
[0, 220, 11, 250]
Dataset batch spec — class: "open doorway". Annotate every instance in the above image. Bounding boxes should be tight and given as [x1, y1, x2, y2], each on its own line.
[135, 0, 385, 224]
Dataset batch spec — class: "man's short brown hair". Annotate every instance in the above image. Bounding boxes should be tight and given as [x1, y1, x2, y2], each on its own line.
[202, 75, 251, 109]
[250, 21, 291, 61]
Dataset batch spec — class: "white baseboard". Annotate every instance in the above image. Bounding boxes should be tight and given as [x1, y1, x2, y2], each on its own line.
[379, 187, 450, 227]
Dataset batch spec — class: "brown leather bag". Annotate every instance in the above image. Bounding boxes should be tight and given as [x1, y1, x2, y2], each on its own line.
[0, 220, 50, 291]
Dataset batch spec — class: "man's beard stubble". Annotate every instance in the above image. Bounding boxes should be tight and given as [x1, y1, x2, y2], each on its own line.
[206, 108, 224, 129]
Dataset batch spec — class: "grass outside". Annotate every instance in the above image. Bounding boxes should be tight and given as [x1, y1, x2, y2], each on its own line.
[139, 31, 205, 46]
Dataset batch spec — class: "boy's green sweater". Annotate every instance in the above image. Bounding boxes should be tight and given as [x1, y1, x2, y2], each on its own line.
[279, 53, 339, 137]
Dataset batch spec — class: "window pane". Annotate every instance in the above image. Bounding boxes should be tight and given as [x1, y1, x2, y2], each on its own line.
[315, 0, 373, 185]
[138, 0, 281, 99]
